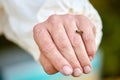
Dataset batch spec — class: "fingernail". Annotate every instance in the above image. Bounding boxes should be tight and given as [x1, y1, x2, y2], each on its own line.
[73, 68, 82, 77]
[63, 66, 72, 75]
[84, 66, 91, 74]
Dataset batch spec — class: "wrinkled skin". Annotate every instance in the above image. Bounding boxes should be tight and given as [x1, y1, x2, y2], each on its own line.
[33, 14, 96, 77]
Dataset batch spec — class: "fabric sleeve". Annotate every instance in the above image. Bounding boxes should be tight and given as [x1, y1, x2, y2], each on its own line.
[0, 0, 102, 61]
[0, 1, 7, 35]
[0, 0, 40, 60]
[37, 0, 103, 50]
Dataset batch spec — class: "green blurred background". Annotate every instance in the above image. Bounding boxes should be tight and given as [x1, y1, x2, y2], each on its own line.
[90, 0, 120, 79]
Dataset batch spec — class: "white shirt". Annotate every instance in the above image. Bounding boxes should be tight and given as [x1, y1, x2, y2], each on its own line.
[0, 0, 102, 60]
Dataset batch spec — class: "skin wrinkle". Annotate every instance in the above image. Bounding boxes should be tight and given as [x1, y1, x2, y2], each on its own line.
[34, 14, 96, 76]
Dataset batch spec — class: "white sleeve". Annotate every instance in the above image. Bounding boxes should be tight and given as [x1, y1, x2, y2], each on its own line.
[37, 0, 103, 50]
[0, 0, 40, 61]
[0, 0, 102, 61]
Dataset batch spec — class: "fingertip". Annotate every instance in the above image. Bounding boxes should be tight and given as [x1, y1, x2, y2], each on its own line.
[83, 65, 92, 74]
[73, 68, 83, 77]
[61, 65, 73, 76]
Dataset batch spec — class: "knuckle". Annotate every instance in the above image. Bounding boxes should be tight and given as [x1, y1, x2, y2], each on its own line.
[33, 23, 46, 41]
[33, 23, 44, 34]
[64, 14, 74, 20]
[77, 15, 93, 26]
[69, 59, 79, 67]
[77, 15, 86, 19]
[72, 36, 81, 48]
[58, 39, 69, 51]
[69, 60, 75, 66]
[84, 35, 94, 44]
[65, 14, 71, 17]
[48, 14, 59, 23]
[33, 24, 40, 33]
[59, 43, 69, 51]
[76, 15, 90, 23]
[72, 41, 80, 48]
[48, 14, 62, 27]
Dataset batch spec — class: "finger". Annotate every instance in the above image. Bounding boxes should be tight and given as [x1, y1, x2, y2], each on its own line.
[40, 53, 58, 74]
[62, 15, 92, 74]
[47, 17, 83, 76]
[33, 23, 73, 75]
[76, 15, 96, 60]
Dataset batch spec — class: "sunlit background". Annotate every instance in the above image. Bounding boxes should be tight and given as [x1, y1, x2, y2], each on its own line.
[0, 0, 120, 80]
[90, 0, 120, 79]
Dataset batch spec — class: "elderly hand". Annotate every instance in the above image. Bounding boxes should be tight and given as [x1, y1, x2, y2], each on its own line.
[33, 14, 96, 77]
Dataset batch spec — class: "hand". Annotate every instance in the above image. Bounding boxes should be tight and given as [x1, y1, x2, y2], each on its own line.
[33, 14, 96, 77]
